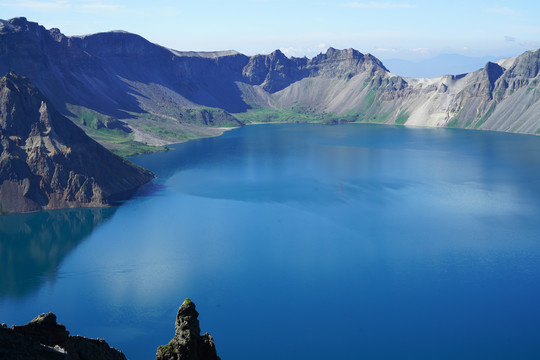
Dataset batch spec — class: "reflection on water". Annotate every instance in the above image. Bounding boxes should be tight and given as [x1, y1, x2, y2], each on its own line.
[0, 207, 116, 298]
[2, 124, 540, 360]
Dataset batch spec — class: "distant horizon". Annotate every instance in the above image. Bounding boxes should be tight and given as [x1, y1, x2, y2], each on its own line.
[4, 14, 539, 78]
[1, 0, 539, 62]
[2, 15, 537, 61]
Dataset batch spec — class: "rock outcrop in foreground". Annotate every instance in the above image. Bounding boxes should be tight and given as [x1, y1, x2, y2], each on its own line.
[0, 300, 220, 360]
[156, 299, 220, 360]
[0, 312, 126, 360]
[0, 72, 153, 214]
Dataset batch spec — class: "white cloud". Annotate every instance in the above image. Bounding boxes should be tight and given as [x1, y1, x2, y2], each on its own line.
[374, 48, 399, 54]
[344, 1, 416, 9]
[0, 0, 69, 10]
[0, 0, 124, 11]
[410, 47, 430, 55]
[81, 3, 122, 11]
[486, 5, 520, 16]
[506, 25, 540, 34]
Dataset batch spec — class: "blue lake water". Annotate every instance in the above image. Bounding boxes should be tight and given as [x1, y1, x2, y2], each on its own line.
[1, 123, 540, 359]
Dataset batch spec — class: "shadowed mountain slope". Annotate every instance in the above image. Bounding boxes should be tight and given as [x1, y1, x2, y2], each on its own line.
[1, 16, 538, 152]
[0, 72, 153, 214]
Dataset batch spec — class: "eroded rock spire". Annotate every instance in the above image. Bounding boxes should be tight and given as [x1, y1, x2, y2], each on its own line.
[156, 299, 220, 360]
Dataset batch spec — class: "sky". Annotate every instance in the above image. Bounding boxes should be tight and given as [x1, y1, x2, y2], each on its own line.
[1, 0, 540, 61]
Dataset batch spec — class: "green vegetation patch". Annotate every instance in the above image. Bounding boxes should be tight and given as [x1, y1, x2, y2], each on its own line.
[109, 140, 165, 158]
[157, 340, 178, 357]
[140, 123, 195, 141]
[234, 106, 364, 125]
[75, 121, 164, 157]
[446, 107, 466, 129]
[395, 111, 409, 125]
[234, 108, 326, 124]
[447, 118, 460, 128]
[368, 111, 390, 123]
[157, 106, 241, 127]
[69, 105, 130, 132]
[66, 105, 165, 157]
[0, 202, 9, 215]
[474, 103, 496, 129]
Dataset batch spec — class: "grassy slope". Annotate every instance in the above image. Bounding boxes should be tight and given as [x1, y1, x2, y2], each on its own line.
[68, 106, 165, 157]
[68, 105, 241, 157]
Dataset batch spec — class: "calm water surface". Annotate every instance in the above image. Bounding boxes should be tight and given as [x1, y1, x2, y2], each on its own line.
[1, 124, 540, 359]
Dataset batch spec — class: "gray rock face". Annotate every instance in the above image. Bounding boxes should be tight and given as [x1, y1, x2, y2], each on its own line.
[63, 336, 127, 360]
[156, 299, 220, 360]
[0, 313, 126, 360]
[0, 72, 153, 214]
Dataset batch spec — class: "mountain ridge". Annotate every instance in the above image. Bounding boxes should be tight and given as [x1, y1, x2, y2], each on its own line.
[1, 17, 538, 156]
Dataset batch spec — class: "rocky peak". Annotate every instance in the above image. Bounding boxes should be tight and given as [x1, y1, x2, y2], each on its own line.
[0, 72, 153, 214]
[0, 72, 47, 136]
[8, 17, 31, 27]
[309, 47, 388, 78]
[1, 17, 47, 37]
[363, 53, 389, 72]
[242, 49, 304, 92]
[174, 298, 201, 350]
[156, 299, 220, 360]
[322, 47, 364, 60]
[48, 28, 66, 43]
[268, 49, 287, 60]
[483, 61, 504, 88]
[506, 48, 540, 79]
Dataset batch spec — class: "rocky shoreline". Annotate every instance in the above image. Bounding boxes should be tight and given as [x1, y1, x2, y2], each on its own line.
[0, 299, 219, 360]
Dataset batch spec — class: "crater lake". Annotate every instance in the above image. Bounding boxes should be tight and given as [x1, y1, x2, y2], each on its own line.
[1, 123, 540, 360]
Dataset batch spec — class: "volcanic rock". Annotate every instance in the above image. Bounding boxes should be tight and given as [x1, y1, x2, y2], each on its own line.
[156, 299, 220, 360]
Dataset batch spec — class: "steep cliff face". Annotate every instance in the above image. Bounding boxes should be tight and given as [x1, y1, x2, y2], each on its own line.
[1, 17, 539, 142]
[0, 72, 153, 214]
[389, 49, 540, 133]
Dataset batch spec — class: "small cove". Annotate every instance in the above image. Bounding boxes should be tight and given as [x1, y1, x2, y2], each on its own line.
[1, 123, 540, 359]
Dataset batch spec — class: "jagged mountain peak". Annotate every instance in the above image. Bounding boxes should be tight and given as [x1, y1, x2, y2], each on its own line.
[483, 61, 505, 86]
[0, 72, 153, 214]
[269, 48, 286, 58]
[0, 72, 46, 135]
[1, 17, 44, 34]
[324, 47, 364, 60]
[505, 48, 540, 78]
